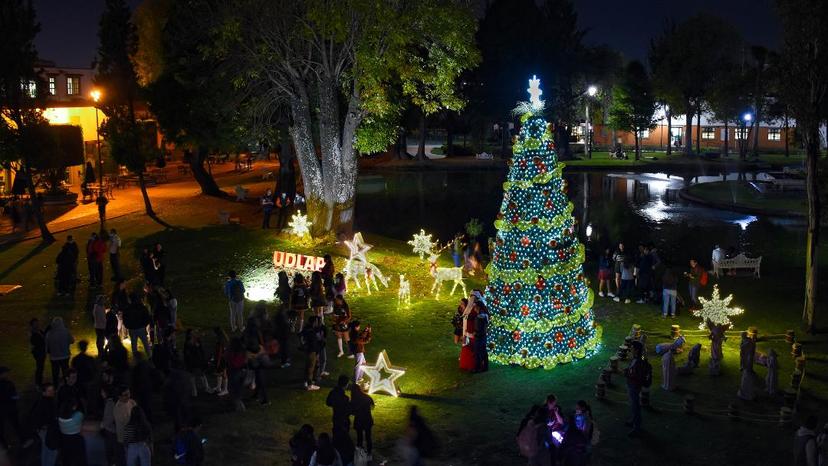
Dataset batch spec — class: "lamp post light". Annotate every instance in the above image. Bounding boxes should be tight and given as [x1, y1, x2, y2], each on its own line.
[90, 89, 106, 233]
[741, 112, 752, 159]
[585, 85, 598, 159]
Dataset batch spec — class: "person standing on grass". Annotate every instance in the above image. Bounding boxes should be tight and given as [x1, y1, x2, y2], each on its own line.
[114, 386, 136, 462]
[123, 293, 152, 357]
[56, 236, 79, 296]
[30, 318, 47, 387]
[309, 433, 343, 466]
[309, 271, 327, 318]
[108, 228, 122, 281]
[46, 317, 74, 386]
[71, 341, 96, 408]
[326, 375, 352, 447]
[597, 247, 615, 298]
[32, 383, 59, 466]
[261, 189, 275, 229]
[623, 341, 651, 437]
[290, 424, 316, 466]
[353, 324, 372, 385]
[57, 399, 86, 466]
[0, 367, 32, 451]
[473, 299, 489, 373]
[87, 232, 107, 287]
[332, 295, 352, 358]
[301, 317, 324, 391]
[93, 294, 107, 356]
[123, 405, 152, 466]
[225, 337, 248, 411]
[684, 258, 706, 309]
[661, 267, 678, 318]
[612, 242, 627, 297]
[635, 244, 654, 304]
[613, 260, 635, 304]
[351, 384, 375, 461]
[452, 298, 467, 345]
[794, 415, 819, 466]
[174, 417, 205, 466]
[291, 273, 310, 332]
[224, 270, 246, 332]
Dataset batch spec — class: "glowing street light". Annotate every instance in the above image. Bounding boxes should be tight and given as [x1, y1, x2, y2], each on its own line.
[587, 85, 598, 97]
[742, 112, 753, 122]
[584, 85, 598, 159]
[90, 88, 106, 233]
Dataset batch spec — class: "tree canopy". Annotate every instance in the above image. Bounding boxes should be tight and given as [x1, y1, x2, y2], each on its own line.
[608, 61, 657, 160]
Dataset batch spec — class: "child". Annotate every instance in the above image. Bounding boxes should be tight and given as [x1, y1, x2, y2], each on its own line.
[613, 260, 635, 304]
[452, 298, 467, 344]
[597, 248, 614, 298]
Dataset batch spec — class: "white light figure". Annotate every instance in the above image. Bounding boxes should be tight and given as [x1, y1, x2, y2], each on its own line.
[408, 229, 437, 261]
[428, 252, 466, 299]
[288, 212, 312, 238]
[360, 350, 406, 397]
[343, 232, 388, 294]
[398, 274, 411, 307]
[692, 285, 745, 330]
[528, 75, 544, 110]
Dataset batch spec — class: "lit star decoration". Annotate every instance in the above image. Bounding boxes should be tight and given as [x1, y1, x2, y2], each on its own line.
[361, 350, 406, 397]
[527, 75, 543, 110]
[693, 285, 744, 330]
[343, 232, 388, 293]
[345, 232, 372, 264]
[408, 229, 437, 260]
[484, 76, 600, 370]
[288, 212, 312, 238]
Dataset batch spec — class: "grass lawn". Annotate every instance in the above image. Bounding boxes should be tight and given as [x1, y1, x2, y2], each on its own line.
[684, 181, 807, 216]
[1, 188, 827, 465]
[565, 151, 806, 170]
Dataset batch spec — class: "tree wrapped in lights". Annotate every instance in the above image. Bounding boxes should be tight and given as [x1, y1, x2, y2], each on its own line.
[485, 76, 600, 369]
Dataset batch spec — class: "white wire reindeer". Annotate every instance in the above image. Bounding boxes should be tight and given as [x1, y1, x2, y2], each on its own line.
[428, 251, 466, 299]
[398, 274, 411, 307]
[343, 259, 388, 294]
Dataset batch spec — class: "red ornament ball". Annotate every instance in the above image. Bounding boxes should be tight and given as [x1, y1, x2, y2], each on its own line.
[513, 330, 522, 342]
[568, 338, 577, 348]
[520, 236, 531, 247]
[555, 332, 564, 343]
[520, 305, 530, 316]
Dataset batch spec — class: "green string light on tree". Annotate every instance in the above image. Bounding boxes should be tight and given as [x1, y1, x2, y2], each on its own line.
[484, 76, 601, 369]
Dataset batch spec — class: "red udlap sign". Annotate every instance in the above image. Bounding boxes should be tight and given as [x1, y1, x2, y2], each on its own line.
[272, 250, 326, 272]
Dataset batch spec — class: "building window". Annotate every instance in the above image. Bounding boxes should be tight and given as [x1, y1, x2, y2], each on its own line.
[701, 127, 716, 140]
[48, 77, 56, 95]
[768, 128, 782, 141]
[735, 128, 750, 140]
[20, 80, 37, 98]
[637, 129, 650, 139]
[66, 76, 80, 95]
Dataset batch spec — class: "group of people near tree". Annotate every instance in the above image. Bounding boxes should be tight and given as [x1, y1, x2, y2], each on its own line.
[452, 290, 490, 373]
[594, 241, 710, 316]
[515, 394, 596, 465]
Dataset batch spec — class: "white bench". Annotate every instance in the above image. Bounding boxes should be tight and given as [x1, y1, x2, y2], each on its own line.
[713, 253, 762, 278]
[234, 185, 249, 201]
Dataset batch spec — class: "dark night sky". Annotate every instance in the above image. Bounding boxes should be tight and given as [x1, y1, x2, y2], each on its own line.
[33, 0, 780, 68]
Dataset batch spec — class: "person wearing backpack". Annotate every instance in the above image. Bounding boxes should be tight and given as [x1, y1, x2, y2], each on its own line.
[623, 341, 651, 437]
[224, 270, 246, 332]
[795, 416, 819, 466]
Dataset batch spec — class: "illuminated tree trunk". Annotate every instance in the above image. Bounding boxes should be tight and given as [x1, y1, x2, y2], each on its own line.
[416, 111, 427, 161]
[137, 171, 156, 218]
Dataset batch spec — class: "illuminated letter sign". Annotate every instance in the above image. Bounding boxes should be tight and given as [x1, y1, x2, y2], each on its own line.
[272, 250, 326, 273]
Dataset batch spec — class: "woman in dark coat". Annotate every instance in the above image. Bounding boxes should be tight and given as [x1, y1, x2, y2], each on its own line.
[350, 385, 375, 458]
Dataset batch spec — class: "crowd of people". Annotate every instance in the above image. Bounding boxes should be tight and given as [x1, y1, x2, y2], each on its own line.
[595, 241, 710, 317]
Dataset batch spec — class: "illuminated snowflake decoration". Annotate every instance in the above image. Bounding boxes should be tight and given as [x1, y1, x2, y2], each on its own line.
[361, 350, 406, 397]
[288, 212, 312, 238]
[693, 285, 744, 330]
[408, 229, 437, 260]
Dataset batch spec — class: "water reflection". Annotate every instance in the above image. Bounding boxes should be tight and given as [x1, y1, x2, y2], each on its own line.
[355, 170, 806, 268]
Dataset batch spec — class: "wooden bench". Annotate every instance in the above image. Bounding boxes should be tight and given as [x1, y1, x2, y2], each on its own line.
[713, 253, 762, 278]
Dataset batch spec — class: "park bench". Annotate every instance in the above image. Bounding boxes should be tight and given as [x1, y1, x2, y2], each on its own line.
[712, 253, 762, 278]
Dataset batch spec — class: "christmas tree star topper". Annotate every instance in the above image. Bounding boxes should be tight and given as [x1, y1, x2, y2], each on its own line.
[528, 75, 543, 109]
[362, 350, 406, 397]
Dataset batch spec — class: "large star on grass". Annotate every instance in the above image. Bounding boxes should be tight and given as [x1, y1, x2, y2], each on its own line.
[693, 284, 745, 330]
[362, 350, 406, 397]
[288, 212, 312, 238]
[407, 229, 437, 260]
[345, 232, 372, 263]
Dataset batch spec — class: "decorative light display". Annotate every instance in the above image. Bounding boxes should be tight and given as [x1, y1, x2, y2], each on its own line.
[288, 212, 312, 238]
[408, 229, 437, 260]
[361, 350, 406, 397]
[484, 76, 601, 370]
[428, 252, 467, 299]
[398, 274, 411, 307]
[692, 285, 744, 330]
[272, 251, 326, 272]
[343, 232, 388, 293]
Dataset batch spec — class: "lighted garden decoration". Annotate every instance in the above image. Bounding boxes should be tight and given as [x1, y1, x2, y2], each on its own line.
[692, 285, 744, 330]
[361, 350, 406, 397]
[408, 229, 437, 261]
[288, 212, 312, 238]
[343, 232, 388, 293]
[484, 76, 601, 369]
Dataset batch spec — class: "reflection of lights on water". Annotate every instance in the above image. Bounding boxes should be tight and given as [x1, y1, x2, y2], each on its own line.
[732, 215, 758, 231]
[639, 198, 672, 223]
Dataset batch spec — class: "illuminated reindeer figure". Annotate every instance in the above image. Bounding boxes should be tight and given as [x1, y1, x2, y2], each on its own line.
[428, 250, 466, 299]
[398, 274, 411, 307]
[343, 260, 388, 294]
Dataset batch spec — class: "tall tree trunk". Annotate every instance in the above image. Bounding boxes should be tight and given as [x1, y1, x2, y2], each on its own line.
[723, 120, 729, 157]
[634, 133, 640, 161]
[802, 122, 820, 333]
[396, 130, 408, 160]
[190, 146, 223, 196]
[666, 107, 672, 157]
[695, 107, 702, 155]
[446, 116, 454, 157]
[416, 111, 427, 161]
[684, 104, 693, 155]
[23, 161, 55, 243]
[136, 171, 169, 228]
[784, 113, 790, 157]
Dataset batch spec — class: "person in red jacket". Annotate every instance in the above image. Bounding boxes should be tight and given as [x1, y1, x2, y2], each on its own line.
[86, 232, 107, 287]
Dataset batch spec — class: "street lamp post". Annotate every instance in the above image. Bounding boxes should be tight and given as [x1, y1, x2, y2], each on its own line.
[741, 112, 752, 159]
[585, 85, 597, 159]
[90, 89, 106, 233]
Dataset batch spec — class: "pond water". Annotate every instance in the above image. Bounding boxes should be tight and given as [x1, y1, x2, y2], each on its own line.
[354, 169, 807, 270]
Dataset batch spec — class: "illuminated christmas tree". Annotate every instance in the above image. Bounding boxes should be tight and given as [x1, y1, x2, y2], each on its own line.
[485, 76, 601, 369]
